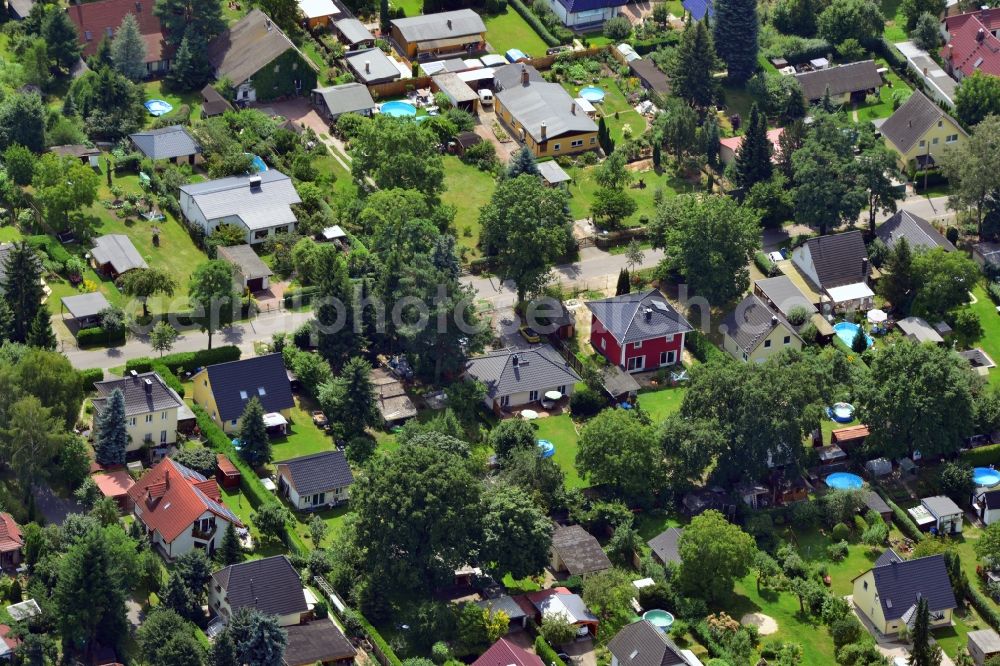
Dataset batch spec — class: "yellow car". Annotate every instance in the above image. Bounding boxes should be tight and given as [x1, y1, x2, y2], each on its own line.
[519, 325, 541, 343]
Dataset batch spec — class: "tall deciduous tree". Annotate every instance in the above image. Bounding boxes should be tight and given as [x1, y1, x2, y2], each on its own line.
[910, 248, 980, 319]
[1, 396, 65, 491]
[713, 0, 759, 83]
[0, 93, 46, 152]
[577, 409, 664, 506]
[111, 13, 147, 81]
[32, 153, 101, 234]
[857, 143, 904, 233]
[188, 260, 238, 349]
[350, 115, 445, 199]
[955, 72, 1000, 128]
[899, 0, 945, 30]
[149, 321, 180, 357]
[941, 114, 1000, 241]
[120, 268, 178, 318]
[678, 510, 757, 603]
[95, 388, 129, 467]
[488, 419, 536, 460]
[667, 20, 719, 108]
[237, 397, 270, 467]
[791, 114, 866, 234]
[480, 484, 553, 579]
[733, 103, 772, 190]
[817, 0, 885, 46]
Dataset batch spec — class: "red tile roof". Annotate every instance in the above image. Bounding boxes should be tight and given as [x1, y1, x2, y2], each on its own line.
[216, 453, 239, 477]
[66, 0, 172, 63]
[943, 11, 1000, 78]
[472, 639, 545, 666]
[127, 458, 242, 544]
[92, 469, 135, 499]
[719, 128, 784, 162]
[0, 625, 19, 653]
[0, 513, 21, 554]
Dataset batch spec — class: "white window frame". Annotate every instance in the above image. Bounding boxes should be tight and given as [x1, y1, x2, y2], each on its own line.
[627, 356, 645, 372]
[529, 390, 539, 402]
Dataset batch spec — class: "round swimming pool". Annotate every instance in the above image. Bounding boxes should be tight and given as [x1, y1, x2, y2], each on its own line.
[826, 472, 864, 490]
[643, 610, 674, 632]
[380, 100, 417, 117]
[833, 321, 873, 350]
[974, 467, 1000, 487]
[827, 402, 856, 423]
[579, 86, 606, 102]
[537, 439, 555, 459]
[144, 99, 174, 116]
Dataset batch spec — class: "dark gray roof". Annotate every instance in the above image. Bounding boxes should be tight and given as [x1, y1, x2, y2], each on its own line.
[628, 59, 670, 94]
[216, 244, 273, 281]
[345, 48, 400, 84]
[495, 80, 598, 143]
[754, 276, 817, 318]
[390, 9, 485, 43]
[976, 242, 1000, 266]
[864, 491, 891, 516]
[607, 620, 687, 666]
[283, 621, 356, 666]
[50, 144, 100, 159]
[208, 9, 315, 84]
[551, 525, 612, 576]
[91, 234, 148, 274]
[202, 353, 295, 423]
[959, 348, 996, 369]
[8, 0, 34, 18]
[493, 63, 544, 91]
[793, 60, 882, 101]
[277, 450, 354, 496]
[313, 82, 376, 116]
[880, 91, 965, 154]
[869, 552, 957, 620]
[129, 125, 200, 160]
[92, 371, 184, 417]
[799, 230, 869, 289]
[465, 345, 581, 400]
[212, 555, 308, 618]
[980, 490, 1000, 510]
[62, 291, 110, 320]
[922, 495, 962, 517]
[538, 160, 571, 185]
[647, 527, 683, 565]
[874, 549, 904, 567]
[876, 210, 956, 252]
[335, 17, 374, 45]
[201, 84, 233, 117]
[476, 595, 528, 620]
[180, 170, 301, 231]
[723, 294, 801, 354]
[601, 365, 641, 398]
[586, 289, 693, 344]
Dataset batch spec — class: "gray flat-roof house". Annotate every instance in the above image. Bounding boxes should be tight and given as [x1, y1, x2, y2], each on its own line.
[179, 170, 302, 245]
[345, 48, 402, 85]
[335, 17, 375, 48]
[390, 9, 486, 59]
[276, 450, 354, 510]
[216, 244, 273, 293]
[968, 629, 1000, 666]
[312, 82, 377, 121]
[876, 210, 956, 252]
[91, 234, 148, 279]
[464, 345, 581, 413]
[129, 126, 200, 165]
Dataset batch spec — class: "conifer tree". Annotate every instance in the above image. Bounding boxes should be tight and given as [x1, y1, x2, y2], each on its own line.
[714, 0, 759, 83]
[95, 389, 129, 468]
[218, 522, 243, 566]
[26, 308, 56, 350]
[237, 397, 270, 468]
[616, 268, 631, 295]
[733, 103, 773, 190]
[668, 20, 719, 108]
[909, 597, 943, 666]
[1, 242, 43, 343]
[111, 13, 147, 81]
[507, 147, 539, 178]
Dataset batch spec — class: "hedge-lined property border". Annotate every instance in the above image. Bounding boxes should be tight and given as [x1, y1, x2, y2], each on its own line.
[508, 0, 561, 47]
[77, 327, 126, 348]
[126, 346, 241, 375]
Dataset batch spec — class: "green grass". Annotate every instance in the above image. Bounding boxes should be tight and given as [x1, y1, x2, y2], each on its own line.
[881, 0, 908, 43]
[0, 226, 22, 243]
[856, 61, 913, 123]
[634, 512, 683, 542]
[299, 40, 333, 86]
[969, 283, 1000, 387]
[390, 0, 424, 16]
[141, 81, 203, 128]
[722, 85, 758, 127]
[220, 486, 287, 559]
[533, 413, 585, 488]
[565, 163, 696, 226]
[441, 156, 496, 262]
[289, 504, 352, 549]
[562, 77, 646, 146]
[270, 399, 336, 462]
[637, 387, 686, 422]
[483, 9, 550, 58]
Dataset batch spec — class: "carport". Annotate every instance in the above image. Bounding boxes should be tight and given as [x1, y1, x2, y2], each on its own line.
[61, 292, 110, 330]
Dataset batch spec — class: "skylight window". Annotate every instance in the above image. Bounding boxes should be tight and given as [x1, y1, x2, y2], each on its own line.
[258, 387, 267, 396]
[240, 390, 248, 400]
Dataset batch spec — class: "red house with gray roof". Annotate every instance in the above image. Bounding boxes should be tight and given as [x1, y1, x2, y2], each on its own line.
[66, 0, 173, 75]
[586, 289, 693, 373]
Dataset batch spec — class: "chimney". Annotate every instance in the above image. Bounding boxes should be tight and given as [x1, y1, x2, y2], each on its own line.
[265, 18, 272, 31]
[520, 65, 529, 86]
[571, 102, 576, 115]
[249, 174, 262, 190]
[978, 27, 986, 42]
[540, 122, 547, 141]
[862, 256, 869, 277]
[365, 60, 371, 74]
[135, 1, 141, 11]
[164, 470, 170, 488]
[144, 378, 153, 393]
[512, 354, 519, 367]
[447, 18, 453, 29]
[644, 307, 652, 322]
[771, 315, 778, 326]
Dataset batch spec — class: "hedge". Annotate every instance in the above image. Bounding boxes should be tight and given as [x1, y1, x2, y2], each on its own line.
[880, 490, 925, 542]
[754, 251, 777, 277]
[685, 328, 728, 364]
[508, 0, 561, 47]
[961, 443, 1000, 467]
[151, 362, 185, 398]
[283, 285, 321, 308]
[78, 367, 105, 386]
[125, 346, 241, 375]
[77, 327, 126, 348]
[358, 613, 403, 666]
[26, 235, 72, 264]
[967, 583, 1000, 632]
[534, 635, 568, 666]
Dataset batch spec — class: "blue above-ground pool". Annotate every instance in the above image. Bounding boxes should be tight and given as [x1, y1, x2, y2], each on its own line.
[833, 321, 874, 350]
[827, 402, 856, 423]
[145, 99, 173, 116]
[643, 610, 674, 632]
[579, 86, 606, 102]
[975, 467, 1000, 487]
[380, 100, 417, 117]
[826, 472, 864, 490]
[537, 439, 555, 459]
[243, 153, 268, 173]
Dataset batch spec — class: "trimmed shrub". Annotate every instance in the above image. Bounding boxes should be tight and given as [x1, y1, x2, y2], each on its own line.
[125, 346, 241, 375]
[754, 251, 777, 277]
[151, 362, 185, 397]
[77, 326, 126, 348]
[283, 285, 321, 308]
[881, 491, 925, 542]
[831, 522, 850, 542]
[827, 540, 849, 562]
[78, 367, 105, 386]
[685, 328, 728, 364]
[570, 386, 606, 418]
[533, 636, 568, 666]
[968, 583, 1000, 631]
[853, 514, 868, 533]
[988, 282, 1000, 306]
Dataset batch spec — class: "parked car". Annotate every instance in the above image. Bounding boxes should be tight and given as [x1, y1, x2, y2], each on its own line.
[519, 325, 541, 343]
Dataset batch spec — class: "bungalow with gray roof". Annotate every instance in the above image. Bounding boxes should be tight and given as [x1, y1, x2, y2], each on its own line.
[345, 48, 402, 85]
[793, 60, 882, 104]
[335, 17, 375, 48]
[390, 9, 486, 59]
[216, 244, 273, 293]
[312, 82, 377, 120]
[91, 234, 148, 278]
[608, 620, 701, 666]
[876, 210, 956, 252]
[276, 450, 353, 510]
[129, 125, 200, 165]
[464, 345, 581, 413]
[791, 230, 874, 313]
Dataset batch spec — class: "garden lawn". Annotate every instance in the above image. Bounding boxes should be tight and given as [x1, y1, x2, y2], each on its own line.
[141, 81, 203, 127]
[441, 156, 496, 261]
[565, 163, 695, 225]
[790, 526, 884, 596]
[856, 63, 912, 123]
[0, 226, 22, 243]
[881, 0, 908, 43]
[563, 77, 646, 146]
[969, 283, 1000, 388]
[533, 413, 585, 489]
[637, 387, 685, 422]
[484, 9, 550, 58]
[390, 0, 424, 16]
[220, 486, 287, 558]
[270, 398, 335, 462]
[290, 504, 353, 549]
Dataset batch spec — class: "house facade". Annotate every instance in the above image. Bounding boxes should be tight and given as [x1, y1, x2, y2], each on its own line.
[879, 91, 966, 170]
[190, 354, 295, 433]
[586, 289, 692, 373]
[67, 0, 173, 76]
[92, 371, 184, 452]
[722, 294, 802, 363]
[852, 551, 956, 636]
[543, 0, 627, 29]
[390, 10, 486, 59]
[276, 450, 354, 510]
[973, 489, 1000, 526]
[210, 555, 309, 627]
[464, 345, 581, 413]
[179, 171, 302, 245]
[791, 231, 874, 313]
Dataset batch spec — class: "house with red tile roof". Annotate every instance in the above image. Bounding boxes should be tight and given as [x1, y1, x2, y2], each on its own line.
[472, 638, 545, 666]
[942, 10, 1000, 79]
[719, 128, 784, 166]
[0, 513, 22, 570]
[128, 457, 242, 560]
[66, 0, 173, 76]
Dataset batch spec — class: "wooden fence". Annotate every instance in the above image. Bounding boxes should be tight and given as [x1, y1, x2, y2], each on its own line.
[368, 75, 433, 100]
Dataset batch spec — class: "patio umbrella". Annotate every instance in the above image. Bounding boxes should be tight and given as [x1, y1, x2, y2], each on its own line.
[544, 390, 562, 401]
[520, 409, 539, 420]
[867, 309, 888, 324]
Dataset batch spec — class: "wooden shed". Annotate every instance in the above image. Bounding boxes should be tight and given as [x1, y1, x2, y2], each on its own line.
[831, 424, 869, 450]
[216, 454, 241, 489]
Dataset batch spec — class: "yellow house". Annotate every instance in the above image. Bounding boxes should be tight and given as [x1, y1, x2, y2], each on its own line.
[851, 550, 957, 636]
[879, 90, 967, 171]
[722, 294, 803, 363]
[92, 371, 185, 451]
[191, 354, 295, 434]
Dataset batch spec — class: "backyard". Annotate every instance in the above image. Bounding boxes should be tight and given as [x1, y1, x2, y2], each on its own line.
[268, 397, 337, 463]
[565, 161, 697, 225]
[483, 9, 550, 58]
[533, 413, 585, 489]
[561, 76, 646, 146]
[969, 283, 1000, 388]
[441, 156, 496, 261]
[856, 61, 913, 123]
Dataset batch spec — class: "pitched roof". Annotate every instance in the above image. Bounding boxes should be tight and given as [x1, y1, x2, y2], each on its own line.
[127, 458, 242, 543]
[797, 230, 869, 289]
[864, 490, 891, 516]
[475, 595, 528, 620]
[943, 11, 1000, 78]
[91, 234, 148, 274]
[876, 210, 956, 252]
[629, 59, 670, 94]
[551, 524, 612, 576]
[50, 144, 100, 159]
[200, 353, 295, 423]
[8, 0, 35, 19]
[212, 555, 308, 618]
[92, 470, 135, 499]
[92, 371, 184, 417]
[62, 291, 111, 320]
[682, 0, 714, 19]
[66, 0, 171, 62]
[180, 170, 301, 231]
[297, 0, 340, 20]
[0, 513, 22, 554]
[879, 91, 965, 155]
[647, 527, 683, 565]
[390, 9, 486, 43]
[723, 294, 801, 354]
[495, 79, 598, 143]
[216, 244, 274, 281]
[980, 489, 1000, 510]
[464, 345, 582, 400]
[344, 48, 401, 84]
[473, 639, 545, 666]
[968, 629, 1000, 655]
[201, 85, 234, 117]
[531, 590, 599, 623]
[493, 63, 544, 91]
[335, 17, 374, 45]
[608, 621, 688, 666]
[313, 82, 376, 116]
[208, 9, 315, 84]
[720, 127, 784, 161]
[754, 276, 817, 318]
[867, 552, 957, 620]
[586, 289, 693, 344]
[922, 495, 963, 517]
[874, 549, 904, 567]
[793, 60, 882, 101]
[276, 450, 354, 496]
[129, 125, 200, 161]
[551, 0, 627, 13]
[283, 620, 356, 666]
[538, 160, 571, 185]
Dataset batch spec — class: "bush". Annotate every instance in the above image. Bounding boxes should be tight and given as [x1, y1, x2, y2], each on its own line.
[570, 386, 606, 418]
[77, 326, 126, 348]
[151, 362, 185, 397]
[968, 582, 1000, 631]
[125, 346, 241, 375]
[883, 492, 925, 542]
[604, 16, 632, 40]
[685, 328, 728, 364]
[853, 514, 868, 533]
[786, 306, 811, 327]
[283, 285, 321, 307]
[827, 540, 849, 562]
[533, 636, 568, 666]
[78, 367, 105, 386]
[170, 446, 217, 476]
[989, 282, 1000, 306]
[753, 251, 777, 277]
[831, 522, 850, 542]
[789, 500, 820, 529]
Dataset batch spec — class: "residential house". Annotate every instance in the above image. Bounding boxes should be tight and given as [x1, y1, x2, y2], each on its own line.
[790, 231, 874, 313]
[201, 85, 234, 118]
[876, 210, 956, 252]
[608, 620, 703, 666]
[550, 524, 613, 577]
[283, 620, 357, 666]
[344, 48, 402, 85]
[335, 18, 375, 49]
[8, 0, 35, 20]
[586, 289, 693, 373]
[390, 10, 486, 59]
[312, 82, 377, 121]
[722, 294, 802, 363]
[682, 0, 713, 20]
[793, 60, 882, 104]
[896, 316, 945, 344]
[0, 514, 22, 570]
[851, 550, 957, 636]
[973, 489, 1000, 526]
[60, 292, 111, 330]
[129, 126, 201, 165]
[922, 495, 964, 534]
[647, 527, 683, 566]
[879, 91, 966, 170]
[475, 597, 530, 632]
[92, 469, 135, 512]
[472, 638, 544, 666]
[67, 0, 173, 76]
[208, 10, 318, 103]
[128, 457, 243, 559]
[179, 170, 303, 245]
[464, 345, 581, 413]
[543, 0, 626, 29]
[216, 244, 274, 293]
[942, 10, 1000, 80]
[297, 0, 339, 28]
[521, 588, 599, 636]
[210, 555, 309, 626]
[276, 450, 354, 510]
[968, 629, 1000, 666]
[719, 128, 783, 165]
[50, 144, 101, 168]
[494, 65, 599, 158]
[90, 234, 148, 279]
[753, 276, 818, 318]
[92, 371, 185, 451]
[191, 354, 295, 434]
[628, 59, 670, 96]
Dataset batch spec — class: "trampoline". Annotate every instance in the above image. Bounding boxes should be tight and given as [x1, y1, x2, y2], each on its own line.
[380, 100, 417, 117]
[642, 610, 674, 632]
[827, 402, 856, 423]
[974, 467, 1000, 488]
[826, 472, 864, 490]
[579, 86, 606, 102]
[537, 439, 555, 458]
[144, 99, 173, 116]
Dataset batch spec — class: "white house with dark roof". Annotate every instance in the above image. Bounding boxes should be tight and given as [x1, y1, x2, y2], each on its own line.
[722, 294, 802, 363]
[276, 450, 354, 510]
[586, 289, 693, 373]
[92, 371, 185, 451]
[210, 555, 309, 627]
[876, 210, 955, 253]
[464, 345, 581, 412]
[791, 230, 874, 313]
[851, 551, 957, 635]
[973, 488, 1000, 526]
